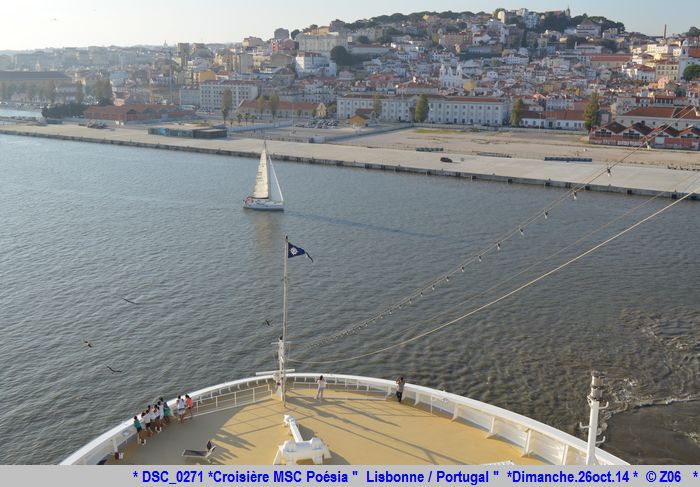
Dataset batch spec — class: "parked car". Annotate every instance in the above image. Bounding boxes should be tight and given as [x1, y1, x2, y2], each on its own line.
[440, 157, 453, 163]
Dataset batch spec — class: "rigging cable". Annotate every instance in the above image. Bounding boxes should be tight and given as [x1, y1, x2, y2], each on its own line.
[296, 175, 699, 353]
[289, 187, 698, 365]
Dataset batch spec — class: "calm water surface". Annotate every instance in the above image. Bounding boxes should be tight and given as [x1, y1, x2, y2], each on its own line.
[0, 134, 698, 464]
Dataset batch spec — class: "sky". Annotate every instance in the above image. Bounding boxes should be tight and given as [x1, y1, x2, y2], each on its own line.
[1, 0, 698, 51]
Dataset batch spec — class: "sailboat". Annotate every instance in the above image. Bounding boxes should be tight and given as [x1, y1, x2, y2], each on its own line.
[244, 143, 284, 211]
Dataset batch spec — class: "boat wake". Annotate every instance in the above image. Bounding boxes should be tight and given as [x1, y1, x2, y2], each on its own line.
[598, 307, 700, 447]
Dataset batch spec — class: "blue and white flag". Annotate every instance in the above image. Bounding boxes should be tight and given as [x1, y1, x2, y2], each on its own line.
[288, 242, 313, 262]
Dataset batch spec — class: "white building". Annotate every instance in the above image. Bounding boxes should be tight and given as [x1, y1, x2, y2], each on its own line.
[575, 19, 601, 38]
[439, 64, 466, 89]
[179, 87, 201, 108]
[678, 40, 700, 81]
[426, 96, 509, 125]
[295, 52, 337, 77]
[199, 80, 258, 112]
[297, 33, 347, 55]
[337, 94, 412, 122]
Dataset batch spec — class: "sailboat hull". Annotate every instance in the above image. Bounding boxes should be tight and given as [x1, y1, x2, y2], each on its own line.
[243, 198, 284, 211]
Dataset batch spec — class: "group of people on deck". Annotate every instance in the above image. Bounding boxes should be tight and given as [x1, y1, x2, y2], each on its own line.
[133, 394, 193, 445]
[314, 375, 406, 403]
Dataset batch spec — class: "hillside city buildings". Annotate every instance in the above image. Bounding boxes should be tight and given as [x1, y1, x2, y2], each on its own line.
[1, 7, 699, 149]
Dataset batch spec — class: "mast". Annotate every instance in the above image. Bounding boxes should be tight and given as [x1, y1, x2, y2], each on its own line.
[584, 371, 607, 465]
[281, 234, 289, 408]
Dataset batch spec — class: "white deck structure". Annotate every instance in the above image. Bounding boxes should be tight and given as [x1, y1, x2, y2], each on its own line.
[61, 373, 627, 466]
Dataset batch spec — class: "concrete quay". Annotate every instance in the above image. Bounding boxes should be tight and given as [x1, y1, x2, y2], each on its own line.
[0, 123, 698, 200]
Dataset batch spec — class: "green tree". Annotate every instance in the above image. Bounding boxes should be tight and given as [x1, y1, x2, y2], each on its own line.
[510, 98, 524, 126]
[296, 108, 302, 119]
[356, 35, 370, 45]
[256, 95, 266, 116]
[372, 93, 382, 117]
[600, 39, 618, 53]
[75, 81, 84, 104]
[221, 88, 233, 124]
[47, 81, 57, 104]
[583, 93, 600, 131]
[682, 64, 700, 81]
[94, 79, 113, 106]
[269, 91, 280, 119]
[236, 112, 243, 125]
[290, 29, 300, 40]
[686, 26, 700, 37]
[330, 46, 354, 66]
[415, 94, 429, 123]
[0, 82, 9, 100]
[244, 113, 250, 125]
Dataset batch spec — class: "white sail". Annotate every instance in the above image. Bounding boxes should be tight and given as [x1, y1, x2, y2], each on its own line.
[252, 148, 269, 199]
[269, 161, 284, 204]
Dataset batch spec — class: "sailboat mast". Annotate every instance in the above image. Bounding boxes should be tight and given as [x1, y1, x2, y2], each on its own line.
[282, 234, 288, 408]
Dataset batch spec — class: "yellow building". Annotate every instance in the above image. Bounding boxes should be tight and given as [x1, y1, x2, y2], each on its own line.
[195, 70, 217, 83]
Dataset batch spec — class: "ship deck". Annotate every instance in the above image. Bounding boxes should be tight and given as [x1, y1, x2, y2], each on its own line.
[110, 388, 544, 465]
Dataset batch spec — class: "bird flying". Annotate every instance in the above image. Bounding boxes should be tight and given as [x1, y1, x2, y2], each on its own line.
[106, 366, 123, 374]
[83, 340, 92, 348]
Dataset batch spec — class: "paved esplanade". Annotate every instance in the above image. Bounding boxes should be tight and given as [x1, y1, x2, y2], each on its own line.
[1, 124, 697, 198]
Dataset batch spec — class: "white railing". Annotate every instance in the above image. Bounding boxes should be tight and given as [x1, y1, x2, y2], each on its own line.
[61, 373, 627, 465]
[60, 376, 277, 465]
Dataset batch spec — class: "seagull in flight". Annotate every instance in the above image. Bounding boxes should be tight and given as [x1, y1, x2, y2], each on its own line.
[264, 319, 271, 327]
[106, 365, 123, 374]
[121, 297, 140, 305]
[83, 340, 93, 348]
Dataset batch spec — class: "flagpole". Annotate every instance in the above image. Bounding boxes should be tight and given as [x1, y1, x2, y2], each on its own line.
[282, 234, 288, 409]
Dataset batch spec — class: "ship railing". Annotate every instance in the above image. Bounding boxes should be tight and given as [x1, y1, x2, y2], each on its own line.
[62, 373, 626, 465]
[60, 375, 277, 465]
[285, 373, 626, 466]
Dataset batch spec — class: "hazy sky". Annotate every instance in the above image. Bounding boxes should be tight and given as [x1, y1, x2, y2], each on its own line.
[2, 0, 698, 50]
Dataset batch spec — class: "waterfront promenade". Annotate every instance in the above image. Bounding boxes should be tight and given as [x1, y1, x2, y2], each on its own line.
[1, 123, 698, 199]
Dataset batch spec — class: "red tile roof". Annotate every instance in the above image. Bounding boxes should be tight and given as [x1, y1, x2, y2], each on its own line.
[622, 106, 700, 119]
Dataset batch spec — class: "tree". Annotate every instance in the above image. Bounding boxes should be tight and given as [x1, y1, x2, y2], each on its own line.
[269, 91, 280, 119]
[685, 26, 700, 37]
[330, 46, 355, 66]
[0, 82, 9, 100]
[415, 94, 429, 122]
[583, 93, 600, 131]
[372, 93, 382, 117]
[290, 29, 300, 40]
[244, 113, 250, 125]
[236, 112, 243, 125]
[296, 108, 302, 119]
[356, 35, 371, 45]
[221, 88, 233, 124]
[47, 81, 57, 104]
[256, 95, 266, 116]
[682, 64, 700, 81]
[510, 98, 524, 126]
[75, 81, 84, 104]
[94, 79, 113, 106]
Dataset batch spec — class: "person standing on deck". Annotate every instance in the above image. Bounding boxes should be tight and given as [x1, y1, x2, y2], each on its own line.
[396, 376, 405, 403]
[185, 394, 194, 420]
[315, 375, 326, 400]
[177, 396, 186, 423]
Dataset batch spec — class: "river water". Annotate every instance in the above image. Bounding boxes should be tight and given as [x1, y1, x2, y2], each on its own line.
[0, 134, 698, 464]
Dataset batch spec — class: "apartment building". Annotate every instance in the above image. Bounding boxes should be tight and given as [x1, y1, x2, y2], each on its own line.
[199, 80, 258, 112]
[426, 96, 509, 125]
